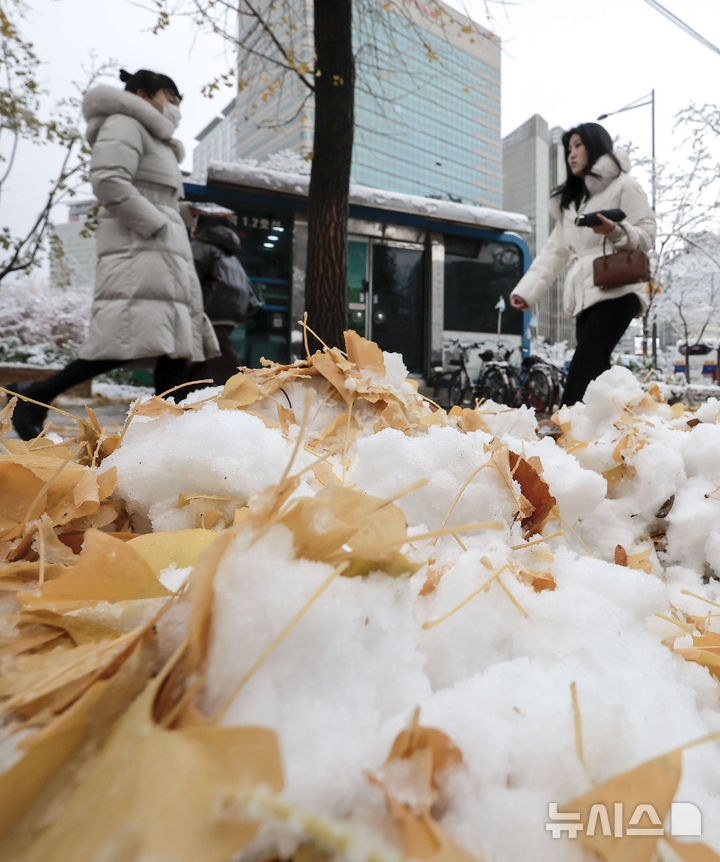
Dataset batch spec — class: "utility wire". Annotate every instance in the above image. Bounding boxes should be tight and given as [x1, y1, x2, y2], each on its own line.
[641, 0, 720, 56]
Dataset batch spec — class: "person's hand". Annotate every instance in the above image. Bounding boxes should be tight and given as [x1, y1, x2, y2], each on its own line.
[510, 294, 529, 311]
[592, 213, 619, 235]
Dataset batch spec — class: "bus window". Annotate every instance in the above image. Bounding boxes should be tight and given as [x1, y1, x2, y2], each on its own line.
[443, 237, 524, 335]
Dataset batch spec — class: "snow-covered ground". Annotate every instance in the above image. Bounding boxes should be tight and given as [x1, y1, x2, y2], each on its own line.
[94, 343, 720, 861]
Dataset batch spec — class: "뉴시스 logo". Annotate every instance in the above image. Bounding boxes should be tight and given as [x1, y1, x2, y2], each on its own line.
[546, 801, 702, 839]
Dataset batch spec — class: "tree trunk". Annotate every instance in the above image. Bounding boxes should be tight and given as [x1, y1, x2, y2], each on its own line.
[305, 0, 355, 350]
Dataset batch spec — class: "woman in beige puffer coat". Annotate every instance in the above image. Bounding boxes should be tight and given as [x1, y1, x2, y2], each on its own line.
[510, 122, 656, 406]
[10, 68, 218, 440]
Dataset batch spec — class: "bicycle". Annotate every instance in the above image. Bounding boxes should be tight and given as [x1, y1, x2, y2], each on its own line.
[519, 355, 566, 413]
[473, 342, 565, 414]
[425, 338, 495, 409]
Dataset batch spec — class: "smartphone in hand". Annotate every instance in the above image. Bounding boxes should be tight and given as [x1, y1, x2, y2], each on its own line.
[574, 209, 626, 226]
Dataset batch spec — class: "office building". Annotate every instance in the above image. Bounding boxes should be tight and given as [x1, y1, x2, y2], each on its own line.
[503, 115, 574, 347]
[193, 0, 502, 207]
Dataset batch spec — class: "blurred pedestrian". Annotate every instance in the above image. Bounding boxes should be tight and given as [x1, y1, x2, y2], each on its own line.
[9, 67, 217, 439]
[185, 212, 248, 386]
[186, 211, 263, 387]
[510, 122, 656, 405]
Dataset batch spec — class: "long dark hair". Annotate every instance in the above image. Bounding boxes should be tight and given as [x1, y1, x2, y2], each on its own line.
[119, 68, 182, 102]
[552, 122, 623, 210]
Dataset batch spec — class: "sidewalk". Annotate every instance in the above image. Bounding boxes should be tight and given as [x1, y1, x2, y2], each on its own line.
[2, 382, 151, 440]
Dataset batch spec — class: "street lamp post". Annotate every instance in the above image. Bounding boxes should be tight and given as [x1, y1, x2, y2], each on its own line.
[597, 89, 656, 210]
[597, 90, 657, 364]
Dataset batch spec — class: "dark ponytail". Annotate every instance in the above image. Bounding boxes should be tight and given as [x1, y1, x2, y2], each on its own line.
[552, 122, 623, 211]
[119, 68, 182, 101]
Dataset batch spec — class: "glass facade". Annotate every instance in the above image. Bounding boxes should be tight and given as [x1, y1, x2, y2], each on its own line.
[352, 5, 502, 205]
[193, 1, 502, 207]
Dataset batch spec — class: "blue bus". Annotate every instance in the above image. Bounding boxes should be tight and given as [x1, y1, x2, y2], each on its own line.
[184, 162, 531, 383]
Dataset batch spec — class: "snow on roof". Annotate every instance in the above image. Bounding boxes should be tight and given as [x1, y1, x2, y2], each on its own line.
[206, 160, 532, 234]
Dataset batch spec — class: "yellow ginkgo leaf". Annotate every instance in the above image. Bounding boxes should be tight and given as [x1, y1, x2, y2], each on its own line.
[0, 648, 283, 862]
[663, 835, 720, 861]
[566, 749, 682, 862]
[128, 528, 225, 578]
[19, 529, 171, 611]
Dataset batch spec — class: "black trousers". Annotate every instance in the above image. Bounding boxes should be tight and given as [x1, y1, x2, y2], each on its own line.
[23, 355, 188, 405]
[562, 292, 642, 406]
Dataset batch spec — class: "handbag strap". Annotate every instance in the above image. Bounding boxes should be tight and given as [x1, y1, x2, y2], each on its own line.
[602, 222, 630, 255]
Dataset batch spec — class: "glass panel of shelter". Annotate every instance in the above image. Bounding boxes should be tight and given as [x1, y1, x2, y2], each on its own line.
[347, 239, 369, 338]
[346, 238, 426, 375]
[226, 208, 293, 366]
[443, 236, 524, 337]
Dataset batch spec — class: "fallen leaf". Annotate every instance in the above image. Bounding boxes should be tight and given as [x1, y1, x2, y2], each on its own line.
[309, 350, 355, 407]
[603, 462, 634, 492]
[344, 329, 386, 377]
[0, 395, 17, 438]
[375, 400, 411, 432]
[18, 529, 171, 612]
[517, 567, 556, 592]
[663, 835, 720, 861]
[676, 633, 720, 681]
[566, 749, 682, 862]
[508, 451, 557, 536]
[0, 648, 283, 862]
[0, 461, 46, 532]
[671, 402, 686, 419]
[218, 371, 263, 408]
[132, 397, 185, 419]
[128, 529, 224, 578]
[279, 484, 416, 577]
[367, 710, 476, 861]
[387, 719, 463, 791]
[0, 637, 157, 850]
[654, 495, 675, 519]
[307, 412, 358, 453]
[419, 561, 448, 596]
[626, 547, 653, 574]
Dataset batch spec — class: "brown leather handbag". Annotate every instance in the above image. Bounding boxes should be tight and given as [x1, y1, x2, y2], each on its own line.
[592, 225, 651, 290]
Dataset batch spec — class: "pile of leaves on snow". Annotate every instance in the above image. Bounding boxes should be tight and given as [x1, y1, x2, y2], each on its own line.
[1, 328, 720, 862]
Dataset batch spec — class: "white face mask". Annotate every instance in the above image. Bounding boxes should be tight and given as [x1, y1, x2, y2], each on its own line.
[163, 102, 181, 130]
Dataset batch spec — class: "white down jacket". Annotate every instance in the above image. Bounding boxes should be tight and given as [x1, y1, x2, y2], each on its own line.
[77, 85, 218, 362]
[510, 151, 656, 318]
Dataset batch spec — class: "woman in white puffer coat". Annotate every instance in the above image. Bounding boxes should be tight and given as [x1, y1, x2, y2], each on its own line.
[10, 68, 218, 440]
[510, 122, 656, 406]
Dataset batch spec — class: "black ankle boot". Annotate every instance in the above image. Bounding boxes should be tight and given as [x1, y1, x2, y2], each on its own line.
[7, 382, 48, 440]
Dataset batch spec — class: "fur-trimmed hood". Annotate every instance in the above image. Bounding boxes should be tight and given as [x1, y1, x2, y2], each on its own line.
[549, 149, 631, 221]
[584, 149, 631, 195]
[83, 84, 185, 162]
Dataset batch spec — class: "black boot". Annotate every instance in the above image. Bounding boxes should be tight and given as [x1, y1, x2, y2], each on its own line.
[6, 382, 48, 440]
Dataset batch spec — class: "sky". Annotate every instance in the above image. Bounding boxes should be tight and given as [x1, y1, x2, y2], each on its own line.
[2, 0, 719, 243]
[479, 0, 719, 157]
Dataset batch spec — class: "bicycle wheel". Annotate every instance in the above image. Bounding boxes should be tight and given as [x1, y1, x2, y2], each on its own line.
[475, 366, 508, 405]
[523, 367, 554, 412]
[448, 372, 473, 408]
[428, 370, 455, 408]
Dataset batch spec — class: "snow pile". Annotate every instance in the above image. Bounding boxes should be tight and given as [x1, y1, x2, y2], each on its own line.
[104, 346, 720, 860]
